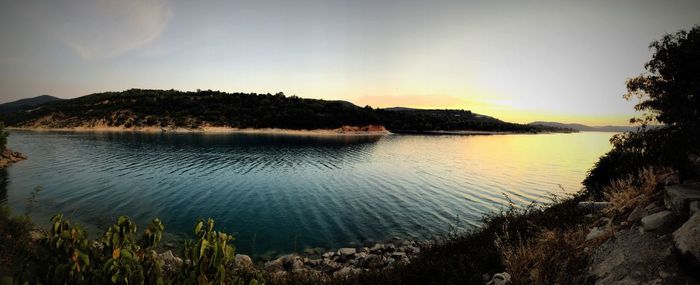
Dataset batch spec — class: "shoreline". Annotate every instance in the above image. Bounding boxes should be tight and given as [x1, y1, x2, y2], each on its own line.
[7, 126, 392, 136]
[389, 129, 574, 135]
[0, 148, 26, 169]
[7, 126, 572, 136]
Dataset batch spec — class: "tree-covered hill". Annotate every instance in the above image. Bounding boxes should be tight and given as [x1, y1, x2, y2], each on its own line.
[0, 95, 62, 116]
[1, 89, 567, 133]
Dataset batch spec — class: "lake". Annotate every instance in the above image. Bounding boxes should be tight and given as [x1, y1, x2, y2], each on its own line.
[1, 131, 613, 257]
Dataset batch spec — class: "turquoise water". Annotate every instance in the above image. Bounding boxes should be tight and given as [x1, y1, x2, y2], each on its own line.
[1, 131, 612, 256]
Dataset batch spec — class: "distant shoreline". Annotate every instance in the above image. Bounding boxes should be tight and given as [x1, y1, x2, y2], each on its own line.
[390, 129, 576, 135]
[7, 126, 577, 136]
[7, 126, 392, 136]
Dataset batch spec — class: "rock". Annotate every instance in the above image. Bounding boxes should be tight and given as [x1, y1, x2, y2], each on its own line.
[644, 203, 663, 215]
[28, 229, 44, 242]
[356, 252, 368, 260]
[0, 149, 26, 169]
[305, 258, 321, 267]
[265, 257, 285, 271]
[403, 245, 420, 254]
[586, 226, 607, 241]
[337, 247, 356, 257]
[641, 211, 676, 231]
[160, 250, 175, 260]
[690, 201, 700, 215]
[486, 272, 512, 285]
[664, 182, 700, 218]
[363, 254, 385, 268]
[234, 254, 253, 269]
[333, 267, 360, 278]
[590, 227, 696, 285]
[270, 270, 287, 280]
[320, 258, 342, 271]
[626, 206, 648, 223]
[91, 240, 105, 252]
[578, 201, 611, 211]
[673, 212, 700, 267]
[384, 243, 396, 252]
[265, 254, 303, 272]
[369, 243, 383, 253]
[289, 258, 305, 271]
[322, 251, 335, 259]
[159, 250, 183, 273]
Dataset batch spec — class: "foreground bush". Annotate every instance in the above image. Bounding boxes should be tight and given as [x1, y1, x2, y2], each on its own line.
[0, 214, 264, 285]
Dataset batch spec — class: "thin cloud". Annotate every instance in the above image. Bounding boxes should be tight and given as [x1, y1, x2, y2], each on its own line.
[54, 0, 173, 59]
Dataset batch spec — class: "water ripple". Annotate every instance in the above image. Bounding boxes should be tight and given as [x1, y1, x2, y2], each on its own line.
[3, 131, 614, 256]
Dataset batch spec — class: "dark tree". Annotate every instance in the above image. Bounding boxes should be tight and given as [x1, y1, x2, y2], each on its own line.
[584, 25, 700, 196]
[625, 25, 700, 133]
[625, 26, 700, 175]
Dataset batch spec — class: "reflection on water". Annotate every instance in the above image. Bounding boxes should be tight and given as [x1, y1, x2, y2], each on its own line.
[3, 131, 613, 256]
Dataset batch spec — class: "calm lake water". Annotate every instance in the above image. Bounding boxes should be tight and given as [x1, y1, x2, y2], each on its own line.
[1, 131, 612, 256]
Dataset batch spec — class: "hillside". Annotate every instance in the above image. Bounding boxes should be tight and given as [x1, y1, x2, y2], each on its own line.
[0, 95, 62, 116]
[529, 121, 639, 132]
[3, 89, 567, 133]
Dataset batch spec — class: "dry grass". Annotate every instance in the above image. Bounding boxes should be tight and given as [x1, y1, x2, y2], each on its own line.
[497, 227, 594, 285]
[602, 167, 675, 218]
[494, 168, 677, 285]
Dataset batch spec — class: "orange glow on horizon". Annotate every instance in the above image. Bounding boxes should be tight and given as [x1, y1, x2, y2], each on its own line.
[350, 94, 632, 127]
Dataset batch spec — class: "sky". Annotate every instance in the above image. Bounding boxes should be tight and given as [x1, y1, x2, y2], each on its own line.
[0, 0, 698, 126]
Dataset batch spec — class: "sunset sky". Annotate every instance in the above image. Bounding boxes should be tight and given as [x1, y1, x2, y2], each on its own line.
[1, 0, 699, 125]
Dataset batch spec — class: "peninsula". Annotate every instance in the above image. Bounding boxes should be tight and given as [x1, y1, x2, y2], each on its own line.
[1, 89, 570, 134]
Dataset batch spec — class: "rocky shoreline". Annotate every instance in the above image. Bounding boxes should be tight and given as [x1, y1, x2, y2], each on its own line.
[262, 237, 424, 279]
[0, 149, 26, 169]
[152, 237, 427, 281]
[582, 181, 700, 284]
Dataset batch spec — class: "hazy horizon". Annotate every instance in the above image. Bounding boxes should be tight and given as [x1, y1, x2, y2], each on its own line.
[1, 0, 699, 125]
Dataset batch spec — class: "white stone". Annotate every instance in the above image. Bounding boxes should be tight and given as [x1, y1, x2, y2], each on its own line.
[369, 243, 383, 253]
[673, 212, 700, 267]
[234, 254, 253, 268]
[487, 272, 512, 285]
[641, 211, 676, 231]
[337, 247, 356, 256]
[586, 226, 607, 241]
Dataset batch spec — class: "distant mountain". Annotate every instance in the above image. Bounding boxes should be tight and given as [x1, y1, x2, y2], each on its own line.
[529, 121, 639, 132]
[0, 95, 62, 116]
[383, 107, 418, 111]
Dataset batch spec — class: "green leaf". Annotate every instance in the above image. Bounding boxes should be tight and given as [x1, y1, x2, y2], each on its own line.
[199, 240, 208, 260]
[79, 252, 90, 266]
